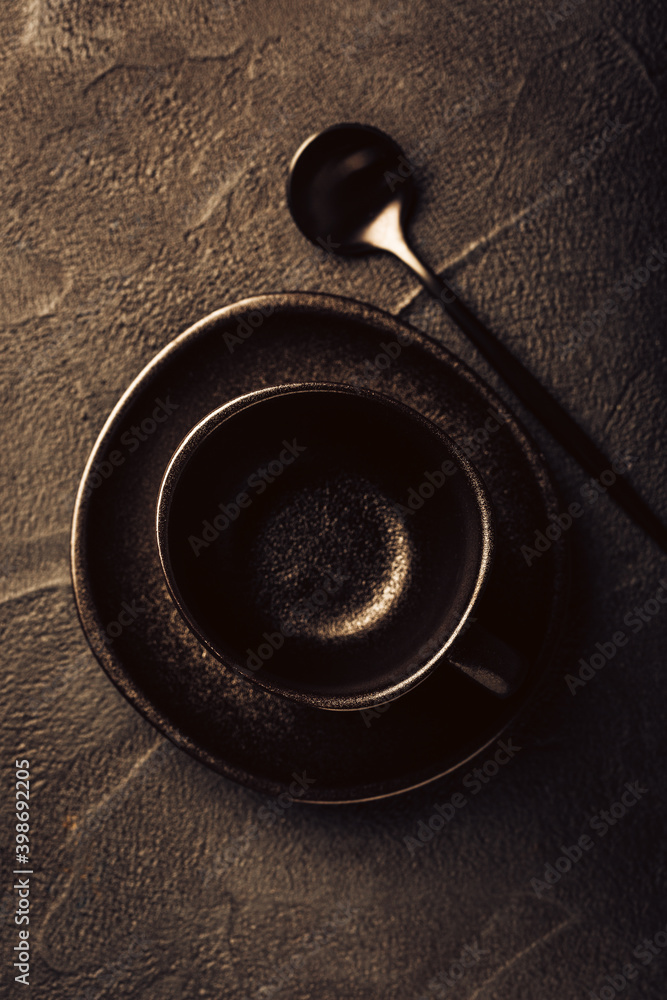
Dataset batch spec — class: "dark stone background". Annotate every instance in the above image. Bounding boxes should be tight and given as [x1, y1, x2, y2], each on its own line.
[1, 1, 666, 997]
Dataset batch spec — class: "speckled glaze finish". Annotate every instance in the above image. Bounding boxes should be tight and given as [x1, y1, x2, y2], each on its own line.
[72, 293, 567, 802]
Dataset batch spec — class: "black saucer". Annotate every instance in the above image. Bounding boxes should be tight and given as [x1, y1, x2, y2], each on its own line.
[71, 293, 567, 803]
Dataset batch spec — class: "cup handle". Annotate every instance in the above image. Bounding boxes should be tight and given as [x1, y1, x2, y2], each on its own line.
[445, 621, 527, 698]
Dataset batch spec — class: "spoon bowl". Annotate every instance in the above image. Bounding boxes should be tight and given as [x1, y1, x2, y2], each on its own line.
[287, 122, 415, 255]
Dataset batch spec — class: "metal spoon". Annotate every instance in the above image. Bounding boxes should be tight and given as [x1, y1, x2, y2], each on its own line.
[287, 122, 667, 554]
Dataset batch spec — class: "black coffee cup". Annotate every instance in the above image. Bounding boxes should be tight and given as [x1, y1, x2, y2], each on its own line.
[156, 383, 526, 710]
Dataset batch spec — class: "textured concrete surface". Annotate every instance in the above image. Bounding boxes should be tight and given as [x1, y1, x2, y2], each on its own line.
[1, 0, 666, 997]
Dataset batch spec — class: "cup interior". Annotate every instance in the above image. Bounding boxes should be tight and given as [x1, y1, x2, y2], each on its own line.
[157, 384, 491, 709]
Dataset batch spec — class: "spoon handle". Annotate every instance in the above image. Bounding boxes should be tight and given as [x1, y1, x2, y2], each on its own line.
[404, 253, 667, 553]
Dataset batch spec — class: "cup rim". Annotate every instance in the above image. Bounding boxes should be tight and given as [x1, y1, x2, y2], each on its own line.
[156, 381, 495, 710]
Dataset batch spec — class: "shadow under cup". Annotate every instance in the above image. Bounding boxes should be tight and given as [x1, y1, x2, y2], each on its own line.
[157, 384, 492, 710]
